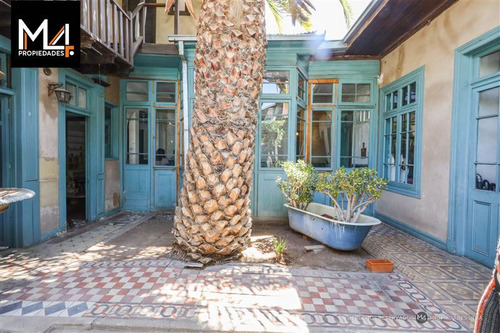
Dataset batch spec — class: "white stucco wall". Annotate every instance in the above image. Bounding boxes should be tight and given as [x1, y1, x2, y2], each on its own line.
[376, 0, 500, 241]
[38, 68, 60, 234]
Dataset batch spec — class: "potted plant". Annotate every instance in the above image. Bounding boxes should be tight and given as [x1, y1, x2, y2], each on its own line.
[276, 160, 318, 210]
[279, 163, 388, 251]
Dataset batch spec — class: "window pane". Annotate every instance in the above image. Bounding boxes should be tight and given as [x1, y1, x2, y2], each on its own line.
[155, 109, 176, 166]
[126, 109, 148, 165]
[357, 84, 370, 96]
[77, 88, 87, 109]
[391, 116, 397, 134]
[476, 164, 497, 191]
[478, 87, 499, 117]
[357, 84, 370, 103]
[156, 82, 176, 103]
[298, 75, 305, 100]
[406, 166, 414, 185]
[296, 106, 306, 159]
[409, 82, 416, 104]
[477, 117, 498, 164]
[313, 83, 333, 104]
[340, 157, 352, 168]
[392, 91, 398, 109]
[311, 157, 331, 168]
[402, 86, 408, 106]
[408, 130, 415, 165]
[313, 110, 332, 121]
[263, 70, 289, 94]
[409, 112, 416, 132]
[386, 94, 391, 111]
[105, 107, 112, 158]
[343, 84, 355, 94]
[127, 81, 148, 101]
[340, 110, 370, 168]
[260, 102, 288, 168]
[311, 121, 332, 157]
[479, 50, 500, 78]
[66, 83, 76, 106]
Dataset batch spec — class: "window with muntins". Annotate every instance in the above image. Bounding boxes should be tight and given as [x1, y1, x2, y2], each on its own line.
[105, 105, 119, 160]
[381, 67, 424, 197]
[262, 70, 289, 95]
[260, 102, 289, 167]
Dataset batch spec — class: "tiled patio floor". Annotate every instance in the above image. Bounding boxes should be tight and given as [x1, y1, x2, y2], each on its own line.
[363, 224, 492, 330]
[0, 213, 490, 332]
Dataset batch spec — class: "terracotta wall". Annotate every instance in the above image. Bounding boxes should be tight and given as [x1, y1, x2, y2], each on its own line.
[376, 0, 500, 240]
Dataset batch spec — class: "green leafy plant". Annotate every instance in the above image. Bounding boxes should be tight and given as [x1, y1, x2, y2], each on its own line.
[276, 160, 318, 210]
[317, 167, 388, 223]
[273, 237, 287, 260]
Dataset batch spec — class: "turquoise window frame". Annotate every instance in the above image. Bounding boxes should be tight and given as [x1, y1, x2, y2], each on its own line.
[153, 107, 177, 168]
[311, 82, 336, 105]
[258, 99, 291, 169]
[339, 80, 373, 105]
[379, 66, 424, 198]
[310, 105, 335, 170]
[124, 80, 152, 104]
[297, 71, 307, 104]
[104, 102, 119, 160]
[295, 101, 307, 161]
[154, 81, 177, 105]
[261, 68, 291, 97]
[336, 107, 373, 169]
[65, 79, 90, 112]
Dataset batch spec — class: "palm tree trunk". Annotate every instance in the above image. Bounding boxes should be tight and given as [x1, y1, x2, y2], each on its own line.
[173, 0, 267, 263]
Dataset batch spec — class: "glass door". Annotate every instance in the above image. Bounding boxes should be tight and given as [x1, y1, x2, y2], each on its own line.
[466, 82, 500, 266]
[123, 107, 151, 210]
[153, 108, 177, 209]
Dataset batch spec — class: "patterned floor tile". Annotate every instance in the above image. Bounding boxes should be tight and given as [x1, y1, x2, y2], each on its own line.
[433, 282, 481, 301]
[0, 219, 489, 332]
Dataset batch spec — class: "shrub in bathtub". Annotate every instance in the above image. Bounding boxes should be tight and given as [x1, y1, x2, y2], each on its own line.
[278, 164, 388, 250]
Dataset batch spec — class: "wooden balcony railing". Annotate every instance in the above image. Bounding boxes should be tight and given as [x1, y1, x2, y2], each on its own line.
[81, 0, 147, 67]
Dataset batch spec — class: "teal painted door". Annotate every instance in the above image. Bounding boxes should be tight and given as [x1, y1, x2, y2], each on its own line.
[123, 107, 151, 210]
[153, 108, 177, 209]
[255, 101, 289, 217]
[0, 95, 11, 246]
[466, 80, 500, 266]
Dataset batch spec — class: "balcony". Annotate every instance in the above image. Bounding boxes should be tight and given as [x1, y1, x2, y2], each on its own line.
[80, 0, 147, 74]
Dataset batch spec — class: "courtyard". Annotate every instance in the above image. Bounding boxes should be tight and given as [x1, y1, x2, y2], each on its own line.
[0, 212, 489, 332]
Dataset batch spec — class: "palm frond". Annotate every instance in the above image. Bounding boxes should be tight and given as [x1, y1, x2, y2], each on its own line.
[338, 0, 354, 27]
[266, 0, 285, 34]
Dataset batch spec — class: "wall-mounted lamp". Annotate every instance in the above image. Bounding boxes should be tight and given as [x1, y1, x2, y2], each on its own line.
[48, 82, 72, 104]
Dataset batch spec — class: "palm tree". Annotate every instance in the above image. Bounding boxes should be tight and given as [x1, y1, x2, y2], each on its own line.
[172, 0, 352, 263]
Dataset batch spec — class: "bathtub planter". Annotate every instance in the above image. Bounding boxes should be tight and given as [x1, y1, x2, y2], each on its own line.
[286, 202, 381, 251]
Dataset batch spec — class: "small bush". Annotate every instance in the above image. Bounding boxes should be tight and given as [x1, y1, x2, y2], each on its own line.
[317, 167, 388, 223]
[276, 160, 318, 210]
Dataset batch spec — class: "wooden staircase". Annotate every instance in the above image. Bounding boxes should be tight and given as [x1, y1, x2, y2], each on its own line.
[80, 0, 147, 74]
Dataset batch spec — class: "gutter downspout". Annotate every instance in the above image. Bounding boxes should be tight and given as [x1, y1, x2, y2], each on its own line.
[179, 41, 189, 169]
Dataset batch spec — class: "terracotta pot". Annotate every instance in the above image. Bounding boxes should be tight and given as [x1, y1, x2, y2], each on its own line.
[366, 259, 393, 273]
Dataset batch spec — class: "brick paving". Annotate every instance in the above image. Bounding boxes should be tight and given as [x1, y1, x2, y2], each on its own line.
[0, 213, 490, 332]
